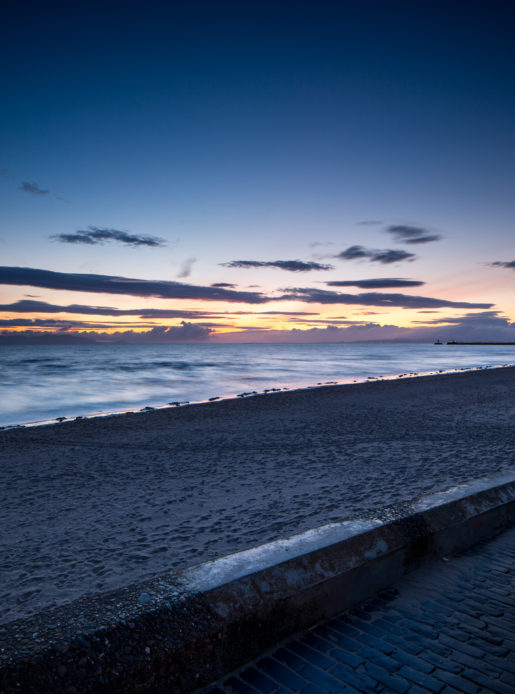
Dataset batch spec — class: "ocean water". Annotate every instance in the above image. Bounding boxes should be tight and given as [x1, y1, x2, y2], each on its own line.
[1, 342, 514, 427]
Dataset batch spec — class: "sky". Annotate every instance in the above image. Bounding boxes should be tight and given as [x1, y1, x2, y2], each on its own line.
[1, 1, 514, 343]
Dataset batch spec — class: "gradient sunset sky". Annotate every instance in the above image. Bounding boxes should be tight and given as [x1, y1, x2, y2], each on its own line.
[1, 1, 514, 343]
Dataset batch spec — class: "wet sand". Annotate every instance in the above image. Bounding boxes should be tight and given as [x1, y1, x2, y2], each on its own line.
[1, 366, 514, 624]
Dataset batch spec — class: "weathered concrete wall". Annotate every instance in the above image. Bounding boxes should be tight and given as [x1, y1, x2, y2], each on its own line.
[1, 472, 514, 694]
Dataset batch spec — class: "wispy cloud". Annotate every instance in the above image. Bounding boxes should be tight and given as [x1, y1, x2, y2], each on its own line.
[386, 225, 441, 244]
[277, 287, 493, 309]
[336, 246, 416, 264]
[221, 259, 334, 272]
[490, 260, 515, 271]
[51, 226, 166, 247]
[309, 241, 335, 248]
[0, 266, 268, 303]
[327, 278, 424, 288]
[177, 256, 197, 278]
[20, 181, 49, 195]
[356, 220, 382, 225]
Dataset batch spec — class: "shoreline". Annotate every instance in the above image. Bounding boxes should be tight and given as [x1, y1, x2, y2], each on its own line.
[1, 364, 514, 625]
[2, 360, 514, 431]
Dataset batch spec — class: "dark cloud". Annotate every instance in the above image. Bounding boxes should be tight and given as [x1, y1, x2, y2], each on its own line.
[51, 226, 166, 247]
[0, 318, 74, 327]
[386, 225, 441, 244]
[277, 287, 493, 309]
[0, 318, 149, 329]
[0, 322, 213, 344]
[221, 260, 334, 272]
[357, 220, 382, 225]
[0, 299, 217, 319]
[372, 249, 417, 263]
[246, 310, 319, 316]
[0, 300, 320, 320]
[177, 257, 197, 278]
[491, 260, 515, 270]
[130, 322, 213, 342]
[327, 278, 424, 288]
[0, 267, 268, 303]
[337, 245, 369, 260]
[211, 282, 236, 288]
[20, 181, 49, 195]
[0, 331, 96, 345]
[413, 311, 505, 326]
[336, 246, 415, 264]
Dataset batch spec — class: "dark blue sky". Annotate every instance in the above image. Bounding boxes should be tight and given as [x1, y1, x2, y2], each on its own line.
[1, 1, 514, 341]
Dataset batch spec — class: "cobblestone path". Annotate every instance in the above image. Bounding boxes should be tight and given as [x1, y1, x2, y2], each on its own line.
[204, 525, 514, 693]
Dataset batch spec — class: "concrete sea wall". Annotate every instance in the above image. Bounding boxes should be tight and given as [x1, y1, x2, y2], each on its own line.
[1, 472, 514, 693]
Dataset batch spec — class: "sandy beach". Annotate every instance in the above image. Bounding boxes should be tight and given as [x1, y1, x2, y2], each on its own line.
[1, 366, 514, 625]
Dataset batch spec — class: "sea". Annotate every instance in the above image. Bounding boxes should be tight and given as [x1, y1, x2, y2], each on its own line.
[1, 342, 514, 427]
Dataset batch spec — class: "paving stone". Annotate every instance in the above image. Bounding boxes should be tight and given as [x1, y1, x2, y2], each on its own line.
[239, 667, 280, 694]
[418, 649, 463, 675]
[255, 657, 307, 692]
[397, 665, 444, 692]
[467, 637, 509, 658]
[327, 647, 364, 670]
[372, 618, 406, 637]
[363, 662, 410, 693]
[300, 633, 337, 656]
[310, 629, 361, 654]
[328, 663, 382, 692]
[500, 671, 515, 688]
[380, 632, 423, 656]
[398, 616, 439, 640]
[286, 664, 342, 693]
[355, 632, 395, 655]
[357, 645, 400, 673]
[446, 648, 495, 674]
[389, 647, 434, 674]
[432, 669, 480, 693]
[326, 620, 361, 640]
[288, 640, 336, 668]
[274, 647, 312, 672]
[437, 634, 486, 659]
[460, 668, 514, 694]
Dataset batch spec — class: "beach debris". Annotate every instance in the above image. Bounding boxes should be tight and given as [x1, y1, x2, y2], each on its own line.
[75, 416, 83, 420]
[141, 406, 155, 411]
[55, 417, 66, 422]
[208, 396, 220, 401]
